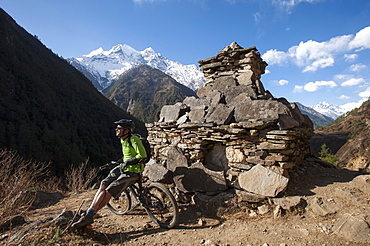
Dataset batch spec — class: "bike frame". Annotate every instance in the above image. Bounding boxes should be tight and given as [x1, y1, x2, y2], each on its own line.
[118, 175, 158, 213]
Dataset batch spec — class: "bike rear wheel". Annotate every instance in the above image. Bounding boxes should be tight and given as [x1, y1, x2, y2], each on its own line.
[106, 189, 131, 215]
[143, 183, 179, 229]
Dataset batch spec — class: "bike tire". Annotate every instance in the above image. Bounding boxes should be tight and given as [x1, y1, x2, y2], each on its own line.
[143, 183, 179, 229]
[106, 189, 131, 215]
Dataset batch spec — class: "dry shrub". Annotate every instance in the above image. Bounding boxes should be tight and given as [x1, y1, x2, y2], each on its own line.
[0, 149, 51, 226]
[64, 159, 98, 193]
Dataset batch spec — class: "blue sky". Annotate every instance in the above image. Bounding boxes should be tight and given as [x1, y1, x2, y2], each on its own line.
[1, 0, 370, 109]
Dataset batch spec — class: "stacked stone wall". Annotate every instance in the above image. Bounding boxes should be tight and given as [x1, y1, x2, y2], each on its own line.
[145, 42, 314, 202]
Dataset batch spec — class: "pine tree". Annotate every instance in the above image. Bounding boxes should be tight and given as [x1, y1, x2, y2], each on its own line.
[319, 144, 338, 166]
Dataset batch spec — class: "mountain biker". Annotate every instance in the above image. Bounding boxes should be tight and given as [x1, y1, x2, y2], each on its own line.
[71, 119, 147, 229]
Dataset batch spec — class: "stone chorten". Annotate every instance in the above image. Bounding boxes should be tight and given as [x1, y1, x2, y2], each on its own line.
[145, 42, 314, 202]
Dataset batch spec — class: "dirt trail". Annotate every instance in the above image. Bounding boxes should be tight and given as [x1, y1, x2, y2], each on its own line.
[2, 160, 369, 246]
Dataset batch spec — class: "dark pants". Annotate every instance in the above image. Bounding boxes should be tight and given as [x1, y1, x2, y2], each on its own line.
[102, 165, 139, 198]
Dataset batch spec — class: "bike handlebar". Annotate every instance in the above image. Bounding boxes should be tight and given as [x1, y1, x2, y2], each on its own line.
[99, 161, 121, 171]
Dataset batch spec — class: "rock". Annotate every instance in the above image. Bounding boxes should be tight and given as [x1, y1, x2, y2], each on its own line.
[234, 100, 287, 123]
[166, 146, 188, 172]
[52, 210, 75, 226]
[205, 104, 234, 125]
[235, 189, 266, 203]
[143, 159, 170, 182]
[204, 143, 228, 171]
[350, 174, 370, 194]
[258, 204, 271, 215]
[332, 213, 370, 243]
[238, 164, 289, 197]
[189, 106, 206, 123]
[272, 196, 307, 212]
[193, 190, 234, 216]
[0, 215, 26, 232]
[278, 114, 300, 130]
[273, 205, 283, 218]
[236, 69, 253, 86]
[173, 162, 228, 193]
[159, 103, 182, 122]
[309, 197, 337, 217]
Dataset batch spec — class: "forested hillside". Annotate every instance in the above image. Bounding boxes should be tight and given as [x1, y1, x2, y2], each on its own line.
[311, 99, 369, 171]
[104, 64, 196, 123]
[0, 8, 146, 173]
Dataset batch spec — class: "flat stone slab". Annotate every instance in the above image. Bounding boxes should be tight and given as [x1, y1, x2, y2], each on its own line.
[238, 164, 289, 197]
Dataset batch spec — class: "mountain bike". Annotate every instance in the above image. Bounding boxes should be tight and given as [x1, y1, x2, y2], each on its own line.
[100, 161, 179, 229]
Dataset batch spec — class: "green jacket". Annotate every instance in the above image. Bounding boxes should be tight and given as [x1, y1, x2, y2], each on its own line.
[121, 135, 147, 173]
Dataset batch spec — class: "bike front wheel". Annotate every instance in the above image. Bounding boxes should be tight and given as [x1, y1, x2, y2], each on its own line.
[143, 183, 179, 229]
[106, 189, 131, 215]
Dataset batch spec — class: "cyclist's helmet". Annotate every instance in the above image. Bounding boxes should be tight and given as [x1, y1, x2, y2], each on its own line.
[114, 119, 135, 132]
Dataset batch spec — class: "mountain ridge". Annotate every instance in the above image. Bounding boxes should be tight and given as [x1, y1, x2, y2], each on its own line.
[68, 44, 206, 92]
[295, 102, 334, 128]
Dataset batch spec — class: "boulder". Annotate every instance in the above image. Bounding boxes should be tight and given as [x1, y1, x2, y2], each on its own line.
[272, 196, 307, 212]
[166, 146, 188, 172]
[234, 100, 288, 123]
[205, 104, 234, 125]
[173, 162, 228, 193]
[189, 106, 206, 123]
[159, 103, 182, 122]
[213, 76, 237, 92]
[238, 164, 289, 197]
[332, 213, 370, 243]
[235, 189, 266, 203]
[193, 190, 235, 216]
[143, 159, 170, 183]
[308, 197, 337, 216]
[278, 114, 300, 130]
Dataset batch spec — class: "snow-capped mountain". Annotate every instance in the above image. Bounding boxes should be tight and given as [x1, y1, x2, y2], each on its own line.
[295, 102, 334, 128]
[67, 44, 206, 92]
[312, 101, 347, 120]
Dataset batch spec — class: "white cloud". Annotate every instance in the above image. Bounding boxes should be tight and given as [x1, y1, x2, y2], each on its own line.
[349, 26, 370, 50]
[253, 12, 262, 24]
[334, 74, 352, 80]
[293, 85, 304, 93]
[262, 49, 290, 65]
[344, 54, 357, 61]
[341, 78, 365, 87]
[262, 26, 370, 72]
[350, 63, 366, 72]
[278, 79, 289, 85]
[264, 69, 271, 74]
[359, 87, 370, 98]
[272, 0, 323, 12]
[338, 95, 350, 100]
[302, 57, 334, 72]
[340, 98, 368, 112]
[303, 80, 337, 92]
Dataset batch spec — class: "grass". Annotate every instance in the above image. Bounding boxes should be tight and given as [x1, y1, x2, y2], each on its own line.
[0, 148, 98, 230]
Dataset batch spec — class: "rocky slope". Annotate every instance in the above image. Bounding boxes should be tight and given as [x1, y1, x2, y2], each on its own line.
[312, 99, 370, 171]
[1, 158, 369, 245]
